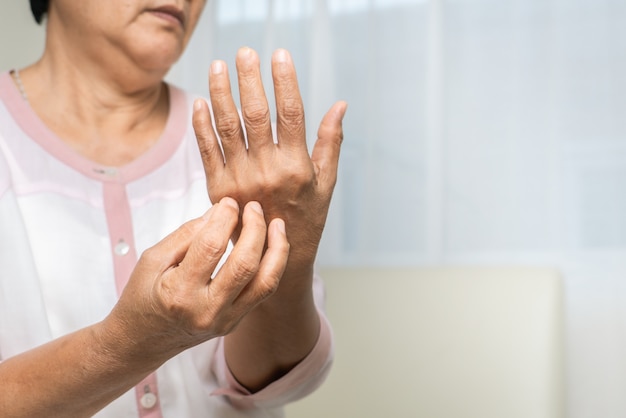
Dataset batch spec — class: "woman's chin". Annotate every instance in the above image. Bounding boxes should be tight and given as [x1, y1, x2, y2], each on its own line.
[129, 45, 183, 74]
[124, 31, 185, 70]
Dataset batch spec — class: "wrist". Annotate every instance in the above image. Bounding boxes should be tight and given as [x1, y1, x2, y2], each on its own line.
[94, 314, 169, 374]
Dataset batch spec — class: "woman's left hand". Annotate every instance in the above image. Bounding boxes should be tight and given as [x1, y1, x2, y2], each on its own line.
[192, 47, 347, 284]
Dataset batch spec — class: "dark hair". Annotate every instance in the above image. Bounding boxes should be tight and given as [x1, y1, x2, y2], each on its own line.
[30, 0, 49, 24]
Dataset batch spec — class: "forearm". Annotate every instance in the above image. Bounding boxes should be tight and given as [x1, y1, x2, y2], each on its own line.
[224, 267, 321, 393]
[0, 321, 162, 418]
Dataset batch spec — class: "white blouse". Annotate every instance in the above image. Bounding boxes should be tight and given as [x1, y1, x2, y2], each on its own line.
[0, 72, 332, 418]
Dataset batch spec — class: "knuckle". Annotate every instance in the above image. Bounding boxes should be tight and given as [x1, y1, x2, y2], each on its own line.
[191, 316, 215, 333]
[268, 162, 312, 186]
[139, 246, 160, 265]
[197, 236, 226, 260]
[284, 169, 313, 191]
[291, 168, 313, 183]
[177, 221, 199, 241]
[161, 296, 186, 319]
[158, 285, 190, 322]
[257, 275, 281, 300]
[230, 255, 260, 279]
[243, 103, 270, 126]
[215, 115, 242, 139]
[280, 98, 304, 122]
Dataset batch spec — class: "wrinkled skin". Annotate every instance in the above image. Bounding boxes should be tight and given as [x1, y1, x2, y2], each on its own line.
[193, 47, 348, 285]
[106, 198, 290, 360]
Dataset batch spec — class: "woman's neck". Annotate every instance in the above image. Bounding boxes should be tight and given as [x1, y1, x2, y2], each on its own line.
[18, 50, 170, 167]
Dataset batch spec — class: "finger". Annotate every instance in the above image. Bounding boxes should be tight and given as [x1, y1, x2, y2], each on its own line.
[141, 207, 216, 272]
[236, 47, 275, 156]
[208, 60, 247, 163]
[272, 49, 307, 153]
[209, 201, 268, 302]
[178, 197, 240, 285]
[233, 218, 289, 309]
[193, 98, 225, 193]
[311, 101, 348, 190]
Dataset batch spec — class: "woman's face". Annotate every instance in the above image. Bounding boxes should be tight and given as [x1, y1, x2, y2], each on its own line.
[48, 0, 207, 74]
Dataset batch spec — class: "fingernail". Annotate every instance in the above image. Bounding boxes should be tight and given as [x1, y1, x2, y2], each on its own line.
[193, 98, 203, 112]
[220, 196, 239, 210]
[238, 46, 253, 58]
[274, 49, 290, 63]
[211, 60, 224, 75]
[276, 219, 286, 235]
[248, 201, 263, 215]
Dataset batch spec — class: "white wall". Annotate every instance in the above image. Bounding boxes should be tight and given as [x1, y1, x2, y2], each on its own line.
[0, 1, 45, 71]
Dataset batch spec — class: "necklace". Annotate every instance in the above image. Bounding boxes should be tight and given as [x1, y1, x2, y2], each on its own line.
[13, 70, 29, 103]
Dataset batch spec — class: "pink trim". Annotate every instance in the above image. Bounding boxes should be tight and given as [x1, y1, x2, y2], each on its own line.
[135, 373, 164, 418]
[0, 72, 188, 184]
[211, 310, 334, 409]
[103, 182, 138, 295]
[102, 163, 166, 418]
[102, 180, 166, 418]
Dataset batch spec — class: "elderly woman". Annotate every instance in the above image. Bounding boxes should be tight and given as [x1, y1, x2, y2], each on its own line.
[0, 0, 346, 417]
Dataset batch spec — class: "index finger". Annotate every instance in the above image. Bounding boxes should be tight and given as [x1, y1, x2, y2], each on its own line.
[178, 197, 240, 285]
[210, 201, 269, 304]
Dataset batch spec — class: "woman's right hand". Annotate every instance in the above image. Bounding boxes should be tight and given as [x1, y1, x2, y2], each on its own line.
[102, 197, 289, 364]
[0, 197, 287, 417]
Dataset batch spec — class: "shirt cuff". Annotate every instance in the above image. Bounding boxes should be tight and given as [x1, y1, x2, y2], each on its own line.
[210, 309, 334, 409]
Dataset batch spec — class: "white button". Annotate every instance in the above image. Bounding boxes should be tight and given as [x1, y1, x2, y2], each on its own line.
[114, 240, 130, 256]
[140, 392, 158, 409]
[93, 167, 118, 177]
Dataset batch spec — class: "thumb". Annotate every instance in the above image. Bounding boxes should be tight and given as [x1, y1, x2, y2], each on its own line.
[141, 208, 214, 272]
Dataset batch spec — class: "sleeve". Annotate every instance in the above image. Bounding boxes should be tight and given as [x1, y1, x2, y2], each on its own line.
[209, 273, 334, 410]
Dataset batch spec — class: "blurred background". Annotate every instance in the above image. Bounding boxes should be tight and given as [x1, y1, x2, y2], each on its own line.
[3, 0, 626, 416]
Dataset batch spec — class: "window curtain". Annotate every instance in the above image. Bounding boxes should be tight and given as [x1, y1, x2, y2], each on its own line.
[168, 0, 626, 416]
